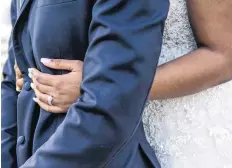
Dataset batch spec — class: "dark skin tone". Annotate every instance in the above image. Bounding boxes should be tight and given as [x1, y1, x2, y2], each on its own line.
[15, 0, 232, 113]
[149, 0, 232, 99]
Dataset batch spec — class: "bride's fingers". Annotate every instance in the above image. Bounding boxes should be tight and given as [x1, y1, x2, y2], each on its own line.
[31, 79, 71, 105]
[16, 78, 24, 91]
[31, 79, 54, 96]
[32, 87, 59, 106]
[29, 68, 56, 86]
[40, 58, 83, 71]
[14, 63, 23, 79]
[33, 97, 65, 113]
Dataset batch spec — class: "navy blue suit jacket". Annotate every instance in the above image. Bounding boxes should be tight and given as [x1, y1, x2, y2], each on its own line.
[1, 0, 169, 167]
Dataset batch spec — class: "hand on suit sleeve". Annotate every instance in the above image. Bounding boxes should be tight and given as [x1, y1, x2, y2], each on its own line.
[21, 0, 169, 167]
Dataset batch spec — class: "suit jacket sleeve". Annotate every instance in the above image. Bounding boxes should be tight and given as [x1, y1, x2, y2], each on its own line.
[1, 1, 18, 168]
[21, 0, 169, 167]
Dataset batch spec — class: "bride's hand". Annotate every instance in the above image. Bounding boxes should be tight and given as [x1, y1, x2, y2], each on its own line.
[29, 59, 83, 113]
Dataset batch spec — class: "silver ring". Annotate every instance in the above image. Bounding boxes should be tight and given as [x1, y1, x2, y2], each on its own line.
[47, 95, 53, 106]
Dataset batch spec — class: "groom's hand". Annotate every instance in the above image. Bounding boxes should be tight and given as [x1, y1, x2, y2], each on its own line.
[29, 59, 83, 113]
[14, 63, 24, 92]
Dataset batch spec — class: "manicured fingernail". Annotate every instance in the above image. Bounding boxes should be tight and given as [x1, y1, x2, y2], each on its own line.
[16, 87, 21, 92]
[41, 58, 50, 63]
[28, 68, 33, 73]
[33, 97, 37, 102]
[28, 72, 32, 78]
[30, 83, 35, 89]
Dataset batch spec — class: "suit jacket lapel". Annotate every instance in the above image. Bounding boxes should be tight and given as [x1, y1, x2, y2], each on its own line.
[16, 0, 30, 20]
[12, 0, 31, 53]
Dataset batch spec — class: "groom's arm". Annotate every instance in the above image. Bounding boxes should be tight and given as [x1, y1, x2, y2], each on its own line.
[21, 0, 169, 167]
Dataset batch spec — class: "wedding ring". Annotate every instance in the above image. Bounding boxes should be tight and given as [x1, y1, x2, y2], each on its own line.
[47, 95, 53, 106]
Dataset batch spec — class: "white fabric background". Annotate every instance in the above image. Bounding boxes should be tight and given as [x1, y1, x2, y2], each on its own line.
[143, 0, 232, 168]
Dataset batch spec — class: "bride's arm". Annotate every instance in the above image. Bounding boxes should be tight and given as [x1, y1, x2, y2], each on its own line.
[148, 0, 232, 100]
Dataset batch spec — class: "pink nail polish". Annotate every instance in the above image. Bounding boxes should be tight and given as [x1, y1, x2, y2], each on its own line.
[41, 58, 50, 63]
[28, 72, 32, 78]
[30, 83, 35, 89]
[28, 68, 32, 73]
[33, 97, 37, 102]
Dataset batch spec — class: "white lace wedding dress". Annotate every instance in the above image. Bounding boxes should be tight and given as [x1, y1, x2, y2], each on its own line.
[143, 0, 232, 168]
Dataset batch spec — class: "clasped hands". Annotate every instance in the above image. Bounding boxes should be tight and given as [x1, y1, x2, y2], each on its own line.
[15, 59, 83, 113]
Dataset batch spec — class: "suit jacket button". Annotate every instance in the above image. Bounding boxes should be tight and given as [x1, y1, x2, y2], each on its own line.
[17, 136, 25, 144]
